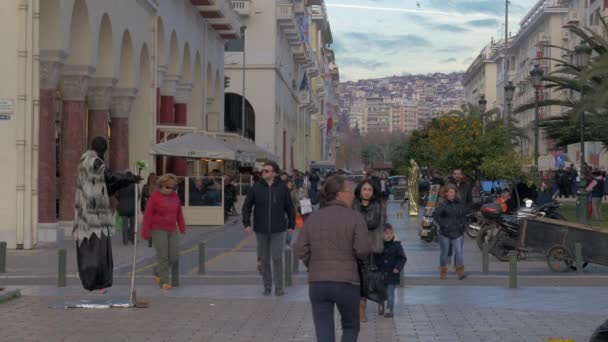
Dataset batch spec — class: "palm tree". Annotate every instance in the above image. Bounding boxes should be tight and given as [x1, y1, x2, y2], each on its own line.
[513, 19, 608, 148]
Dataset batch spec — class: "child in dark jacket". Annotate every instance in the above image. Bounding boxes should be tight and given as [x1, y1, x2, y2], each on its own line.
[377, 223, 407, 318]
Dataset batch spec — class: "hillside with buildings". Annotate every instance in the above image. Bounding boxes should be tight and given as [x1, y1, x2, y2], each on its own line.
[339, 73, 466, 135]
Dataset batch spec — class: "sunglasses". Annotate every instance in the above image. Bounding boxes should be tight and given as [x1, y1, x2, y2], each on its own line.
[164, 185, 175, 191]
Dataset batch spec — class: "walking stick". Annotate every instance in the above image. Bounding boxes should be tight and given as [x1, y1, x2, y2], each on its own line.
[130, 160, 148, 306]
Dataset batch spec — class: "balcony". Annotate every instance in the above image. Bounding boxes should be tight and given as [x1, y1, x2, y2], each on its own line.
[231, 0, 251, 16]
[311, 5, 324, 20]
[286, 25, 302, 46]
[307, 57, 320, 77]
[277, 3, 296, 29]
[292, 45, 306, 64]
[300, 91, 310, 105]
[567, 11, 579, 24]
[193, 0, 242, 40]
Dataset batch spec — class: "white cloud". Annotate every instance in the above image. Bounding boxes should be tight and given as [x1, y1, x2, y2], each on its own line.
[327, 0, 530, 81]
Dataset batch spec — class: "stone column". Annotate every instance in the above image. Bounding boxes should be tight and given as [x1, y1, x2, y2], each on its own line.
[159, 76, 178, 174]
[38, 53, 65, 229]
[86, 78, 115, 146]
[58, 66, 91, 222]
[109, 88, 137, 173]
[173, 83, 192, 176]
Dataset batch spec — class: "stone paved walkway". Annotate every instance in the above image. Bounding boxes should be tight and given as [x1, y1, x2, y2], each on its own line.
[2, 285, 606, 341]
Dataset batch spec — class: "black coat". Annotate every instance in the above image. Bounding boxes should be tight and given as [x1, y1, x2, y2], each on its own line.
[375, 238, 407, 285]
[115, 183, 136, 217]
[352, 200, 383, 231]
[433, 198, 467, 239]
[242, 179, 296, 233]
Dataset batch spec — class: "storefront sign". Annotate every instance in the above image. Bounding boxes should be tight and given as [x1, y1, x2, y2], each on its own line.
[0, 114, 9, 120]
[0, 99, 13, 115]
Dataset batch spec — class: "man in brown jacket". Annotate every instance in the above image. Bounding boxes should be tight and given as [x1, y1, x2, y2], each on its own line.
[296, 175, 370, 342]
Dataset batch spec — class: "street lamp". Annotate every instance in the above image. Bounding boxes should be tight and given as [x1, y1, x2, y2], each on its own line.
[240, 26, 247, 139]
[504, 81, 515, 143]
[478, 95, 487, 135]
[529, 64, 544, 180]
[574, 40, 592, 224]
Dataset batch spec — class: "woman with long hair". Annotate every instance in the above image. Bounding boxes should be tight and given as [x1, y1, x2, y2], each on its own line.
[433, 184, 467, 280]
[352, 179, 384, 322]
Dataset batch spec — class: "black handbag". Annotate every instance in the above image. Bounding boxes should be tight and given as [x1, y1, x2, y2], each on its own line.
[358, 255, 386, 303]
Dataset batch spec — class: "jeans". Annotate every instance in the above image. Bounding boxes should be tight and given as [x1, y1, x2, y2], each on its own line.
[309, 282, 360, 342]
[256, 232, 286, 290]
[151, 229, 179, 286]
[439, 234, 464, 267]
[385, 284, 396, 312]
[121, 216, 134, 244]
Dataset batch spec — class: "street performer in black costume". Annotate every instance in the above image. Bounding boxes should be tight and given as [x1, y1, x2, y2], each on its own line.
[73, 136, 141, 292]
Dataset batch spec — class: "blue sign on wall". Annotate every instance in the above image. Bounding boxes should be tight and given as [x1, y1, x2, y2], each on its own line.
[0, 114, 10, 120]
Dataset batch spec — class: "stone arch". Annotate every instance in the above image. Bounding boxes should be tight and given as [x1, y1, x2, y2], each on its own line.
[156, 16, 166, 67]
[65, 0, 92, 65]
[94, 13, 113, 78]
[181, 43, 192, 83]
[189, 51, 204, 128]
[39, 0, 62, 50]
[130, 44, 153, 171]
[117, 30, 136, 88]
[224, 93, 256, 141]
[167, 30, 180, 76]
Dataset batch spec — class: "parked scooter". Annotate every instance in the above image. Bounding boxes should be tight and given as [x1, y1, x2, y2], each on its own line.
[476, 200, 565, 261]
[419, 206, 436, 243]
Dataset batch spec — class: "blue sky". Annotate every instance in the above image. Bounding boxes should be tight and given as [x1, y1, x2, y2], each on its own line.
[326, 0, 533, 81]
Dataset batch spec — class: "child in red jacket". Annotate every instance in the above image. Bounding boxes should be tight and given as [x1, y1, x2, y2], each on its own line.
[142, 174, 186, 290]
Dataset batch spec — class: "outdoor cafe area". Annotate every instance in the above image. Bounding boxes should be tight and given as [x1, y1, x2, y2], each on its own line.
[152, 128, 277, 226]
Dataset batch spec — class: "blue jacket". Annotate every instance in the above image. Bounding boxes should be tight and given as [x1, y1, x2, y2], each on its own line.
[375, 238, 407, 285]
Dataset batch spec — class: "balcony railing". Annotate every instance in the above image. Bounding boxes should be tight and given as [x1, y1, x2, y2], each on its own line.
[300, 91, 310, 105]
[294, 0, 306, 15]
[231, 0, 251, 16]
[277, 4, 295, 24]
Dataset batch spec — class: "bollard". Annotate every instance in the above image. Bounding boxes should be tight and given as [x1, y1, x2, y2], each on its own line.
[0, 241, 6, 273]
[198, 242, 206, 275]
[284, 248, 293, 288]
[399, 271, 405, 288]
[482, 243, 490, 274]
[575, 243, 583, 274]
[508, 253, 518, 289]
[58, 249, 66, 287]
[171, 257, 180, 287]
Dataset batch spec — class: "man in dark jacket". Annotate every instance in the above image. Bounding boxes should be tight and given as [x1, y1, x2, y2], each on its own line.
[115, 182, 137, 245]
[447, 168, 473, 211]
[242, 160, 296, 296]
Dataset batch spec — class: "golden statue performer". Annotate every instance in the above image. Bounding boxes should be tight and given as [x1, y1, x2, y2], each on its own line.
[407, 159, 419, 216]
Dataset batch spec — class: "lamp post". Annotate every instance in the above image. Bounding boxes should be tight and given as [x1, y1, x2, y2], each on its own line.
[478, 95, 487, 135]
[574, 40, 592, 224]
[241, 26, 247, 139]
[504, 81, 515, 143]
[529, 64, 544, 180]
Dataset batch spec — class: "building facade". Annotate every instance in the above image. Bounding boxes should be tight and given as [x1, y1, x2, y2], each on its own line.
[0, 0, 240, 248]
[463, 42, 500, 110]
[224, 0, 338, 169]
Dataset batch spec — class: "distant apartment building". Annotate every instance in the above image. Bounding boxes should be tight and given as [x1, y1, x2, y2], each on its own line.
[366, 97, 391, 133]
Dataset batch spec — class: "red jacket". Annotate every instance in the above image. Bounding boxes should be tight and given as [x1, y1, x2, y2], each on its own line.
[142, 190, 186, 240]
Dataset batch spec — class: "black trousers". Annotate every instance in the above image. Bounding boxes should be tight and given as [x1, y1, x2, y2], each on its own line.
[121, 216, 135, 244]
[309, 281, 360, 342]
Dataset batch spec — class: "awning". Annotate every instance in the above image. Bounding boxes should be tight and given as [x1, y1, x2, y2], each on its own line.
[212, 133, 279, 162]
[150, 133, 241, 161]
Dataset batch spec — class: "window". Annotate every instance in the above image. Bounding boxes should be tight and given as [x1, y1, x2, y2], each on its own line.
[225, 37, 244, 52]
